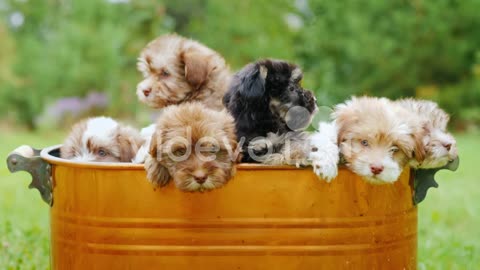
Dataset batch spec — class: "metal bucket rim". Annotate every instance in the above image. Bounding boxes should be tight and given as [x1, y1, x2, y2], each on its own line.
[40, 145, 311, 171]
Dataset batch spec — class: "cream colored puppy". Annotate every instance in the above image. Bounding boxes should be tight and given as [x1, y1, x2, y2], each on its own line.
[333, 97, 425, 184]
[396, 98, 457, 169]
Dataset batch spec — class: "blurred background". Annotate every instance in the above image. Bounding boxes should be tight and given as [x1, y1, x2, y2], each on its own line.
[0, 0, 479, 269]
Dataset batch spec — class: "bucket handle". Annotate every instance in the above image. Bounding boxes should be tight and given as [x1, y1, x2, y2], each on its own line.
[6, 145, 53, 206]
[413, 157, 459, 205]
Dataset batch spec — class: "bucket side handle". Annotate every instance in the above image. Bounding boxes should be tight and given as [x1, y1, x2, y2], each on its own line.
[6, 145, 53, 206]
[413, 157, 460, 205]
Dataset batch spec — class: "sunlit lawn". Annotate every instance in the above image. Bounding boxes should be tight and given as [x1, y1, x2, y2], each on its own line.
[0, 130, 479, 269]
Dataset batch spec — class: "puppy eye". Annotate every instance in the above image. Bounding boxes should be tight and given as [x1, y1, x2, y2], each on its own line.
[390, 146, 399, 153]
[159, 70, 170, 78]
[98, 149, 108, 157]
[361, 140, 369, 147]
[173, 149, 186, 157]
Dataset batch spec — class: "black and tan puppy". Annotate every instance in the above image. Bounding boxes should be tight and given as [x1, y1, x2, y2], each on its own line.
[223, 59, 317, 163]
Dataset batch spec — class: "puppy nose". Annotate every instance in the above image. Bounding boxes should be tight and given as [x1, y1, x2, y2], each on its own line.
[192, 171, 208, 184]
[142, 88, 152, 97]
[442, 143, 452, 151]
[370, 165, 384, 175]
[194, 175, 207, 184]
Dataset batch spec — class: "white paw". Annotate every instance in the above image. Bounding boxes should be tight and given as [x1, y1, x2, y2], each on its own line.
[310, 152, 338, 182]
[132, 144, 149, 164]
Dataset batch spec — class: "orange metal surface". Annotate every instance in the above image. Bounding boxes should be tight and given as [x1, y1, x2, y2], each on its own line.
[42, 147, 417, 270]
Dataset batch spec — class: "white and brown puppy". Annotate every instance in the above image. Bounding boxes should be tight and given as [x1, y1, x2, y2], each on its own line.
[145, 102, 240, 192]
[397, 98, 458, 169]
[136, 34, 231, 111]
[333, 97, 425, 184]
[61, 117, 144, 162]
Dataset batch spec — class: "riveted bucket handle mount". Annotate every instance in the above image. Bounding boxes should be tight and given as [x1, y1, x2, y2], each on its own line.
[413, 157, 460, 205]
[6, 145, 53, 206]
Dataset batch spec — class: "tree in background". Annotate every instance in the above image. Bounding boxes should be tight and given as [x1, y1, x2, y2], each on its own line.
[0, 0, 479, 129]
[0, 0, 169, 129]
[295, 0, 480, 128]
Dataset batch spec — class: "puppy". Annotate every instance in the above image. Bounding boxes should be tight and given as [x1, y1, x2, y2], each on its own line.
[223, 59, 317, 163]
[333, 97, 425, 184]
[144, 102, 239, 192]
[61, 117, 144, 162]
[136, 34, 231, 111]
[397, 98, 458, 169]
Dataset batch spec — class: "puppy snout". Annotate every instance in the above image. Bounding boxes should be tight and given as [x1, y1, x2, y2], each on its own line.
[192, 171, 208, 184]
[143, 88, 152, 97]
[442, 142, 452, 151]
[370, 164, 384, 175]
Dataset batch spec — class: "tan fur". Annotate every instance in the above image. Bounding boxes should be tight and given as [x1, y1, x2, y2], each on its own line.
[136, 34, 231, 111]
[396, 98, 457, 168]
[60, 120, 87, 160]
[60, 117, 144, 163]
[334, 97, 424, 184]
[145, 102, 239, 192]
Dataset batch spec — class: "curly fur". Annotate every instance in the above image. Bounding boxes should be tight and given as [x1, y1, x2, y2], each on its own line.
[223, 59, 317, 163]
[396, 98, 458, 168]
[334, 96, 425, 184]
[136, 33, 231, 111]
[145, 102, 240, 192]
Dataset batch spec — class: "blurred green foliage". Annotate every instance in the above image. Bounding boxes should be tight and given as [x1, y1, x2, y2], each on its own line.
[0, 0, 479, 129]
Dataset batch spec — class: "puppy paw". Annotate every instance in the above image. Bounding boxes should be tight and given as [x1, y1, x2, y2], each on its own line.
[310, 152, 338, 182]
[132, 144, 149, 164]
[248, 138, 269, 155]
[294, 158, 310, 168]
[144, 155, 171, 187]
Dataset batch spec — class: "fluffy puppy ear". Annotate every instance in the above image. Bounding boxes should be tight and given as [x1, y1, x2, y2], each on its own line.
[236, 64, 267, 99]
[117, 126, 144, 162]
[181, 48, 211, 90]
[149, 130, 159, 158]
[411, 124, 429, 162]
[333, 105, 358, 144]
[146, 130, 171, 187]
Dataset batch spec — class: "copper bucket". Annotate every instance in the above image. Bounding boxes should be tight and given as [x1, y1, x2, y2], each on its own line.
[6, 144, 429, 269]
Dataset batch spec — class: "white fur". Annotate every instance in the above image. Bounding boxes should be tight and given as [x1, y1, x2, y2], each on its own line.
[350, 155, 401, 184]
[132, 124, 156, 164]
[74, 117, 118, 162]
[309, 121, 339, 182]
[412, 129, 456, 169]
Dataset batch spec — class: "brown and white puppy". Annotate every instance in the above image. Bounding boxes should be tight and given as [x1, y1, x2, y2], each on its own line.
[136, 34, 231, 111]
[334, 97, 425, 184]
[145, 102, 240, 192]
[60, 117, 144, 162]
[396, 98, 458, 169]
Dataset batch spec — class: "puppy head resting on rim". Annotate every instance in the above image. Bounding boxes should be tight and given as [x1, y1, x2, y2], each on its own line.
[334, 96, 425, 184]
[396, 98, 457, 169]
[136, 33, 231, 111]
[146, 102, 240, 192]
[60, 117, 144, 162]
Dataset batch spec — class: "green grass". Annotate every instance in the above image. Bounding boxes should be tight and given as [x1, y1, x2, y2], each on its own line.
[0, 130, 479, 269]
[418, 133, 480, 270]
[0, 130, 65, 270]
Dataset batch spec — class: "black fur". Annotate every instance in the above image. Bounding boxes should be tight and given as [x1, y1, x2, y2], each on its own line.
[223, 59, 317, 163]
